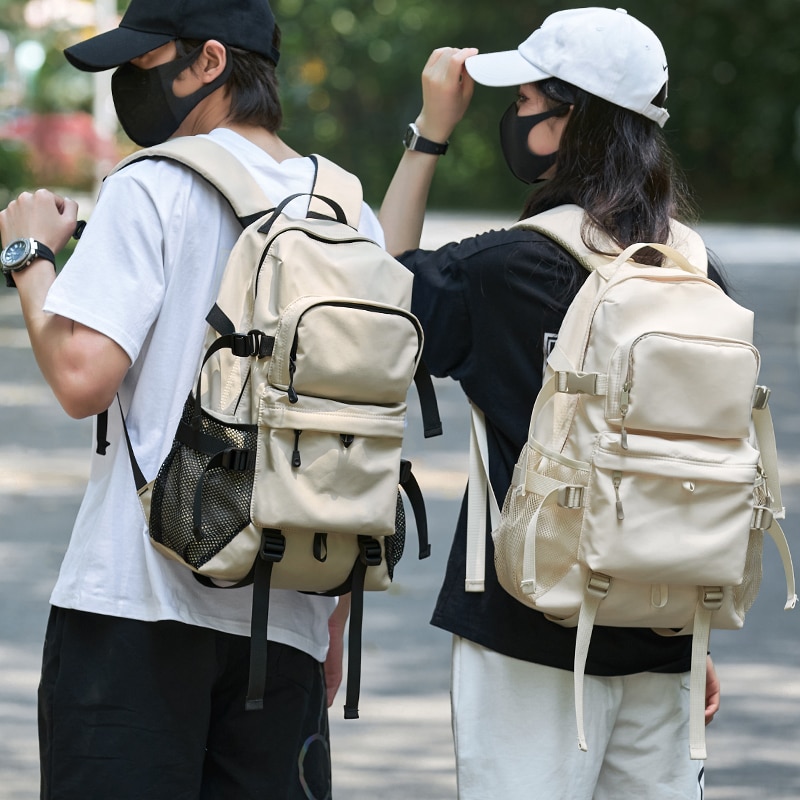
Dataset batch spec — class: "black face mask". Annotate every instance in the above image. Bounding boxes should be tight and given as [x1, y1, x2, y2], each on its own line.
[499, 102, 568, 184]
[111, 46, 233, 147]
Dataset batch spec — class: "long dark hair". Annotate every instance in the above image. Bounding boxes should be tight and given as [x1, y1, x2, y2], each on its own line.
[521, 78, 696, 266]
[176, 25, 283, 132]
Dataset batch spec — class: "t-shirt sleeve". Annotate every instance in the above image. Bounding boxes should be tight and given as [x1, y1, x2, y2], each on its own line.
[43, 166, 168, 363]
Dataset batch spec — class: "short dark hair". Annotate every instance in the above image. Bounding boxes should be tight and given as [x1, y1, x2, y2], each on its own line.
[521, 78, 694, 266]
[176, 25, 282, 132]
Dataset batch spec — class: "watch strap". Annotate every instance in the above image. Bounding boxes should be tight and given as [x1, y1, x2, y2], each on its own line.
[403, 123, 449, 156]
[3, 239, 56, 288]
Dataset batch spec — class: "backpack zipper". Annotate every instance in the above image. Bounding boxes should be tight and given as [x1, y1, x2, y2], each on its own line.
[612, 470, 625, 520]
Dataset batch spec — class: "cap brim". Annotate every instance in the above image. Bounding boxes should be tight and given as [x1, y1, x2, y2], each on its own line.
[64, 27, 175, 72]
[465, 49, 550, 87]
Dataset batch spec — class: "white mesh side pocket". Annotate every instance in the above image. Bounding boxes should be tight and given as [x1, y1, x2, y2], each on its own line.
[493, 441, 589, 609]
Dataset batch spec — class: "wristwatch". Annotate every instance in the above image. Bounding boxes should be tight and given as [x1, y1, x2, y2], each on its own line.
[402, 123, 449, 156]
[1, 238, 56, 287]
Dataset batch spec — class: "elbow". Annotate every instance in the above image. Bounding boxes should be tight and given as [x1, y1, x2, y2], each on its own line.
[57, 385, 116, 420]
[49, 366, 120, 419]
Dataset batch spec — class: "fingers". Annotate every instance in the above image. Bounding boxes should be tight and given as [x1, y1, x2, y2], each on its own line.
[704, 655, 721, 726]
[0, 188, 79, 253]
[417, 47, 480, 144]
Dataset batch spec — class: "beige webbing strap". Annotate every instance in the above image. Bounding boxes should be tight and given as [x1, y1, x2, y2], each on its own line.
[573, 573, 610, 752]
[688, 602, 713, 760]
[466, 405, 501, 592]
[752, 401, 784, 519]
[767, 519, 798, 610]
[308, 154, 363, 229]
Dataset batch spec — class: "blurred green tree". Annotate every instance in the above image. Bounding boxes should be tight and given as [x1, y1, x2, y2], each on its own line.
[1, 0, 799, 222]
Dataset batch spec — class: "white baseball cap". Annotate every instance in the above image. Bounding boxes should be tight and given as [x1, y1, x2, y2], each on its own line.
[465, 7, 670, 127]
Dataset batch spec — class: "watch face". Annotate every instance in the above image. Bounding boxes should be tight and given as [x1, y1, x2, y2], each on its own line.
[1, 239, 32, 269]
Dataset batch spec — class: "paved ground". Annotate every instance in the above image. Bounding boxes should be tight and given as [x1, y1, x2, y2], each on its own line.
[1, 213, 799, 798]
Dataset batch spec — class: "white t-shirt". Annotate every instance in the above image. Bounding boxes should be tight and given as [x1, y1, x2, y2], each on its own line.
[43, 128, 385, 662]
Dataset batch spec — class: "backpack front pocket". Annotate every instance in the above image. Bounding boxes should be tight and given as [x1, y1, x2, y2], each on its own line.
[252, 389, 407, 537]
[268, 296, 423, 405]
[605, 333, 760, 440]
[581, 432, 761, 586]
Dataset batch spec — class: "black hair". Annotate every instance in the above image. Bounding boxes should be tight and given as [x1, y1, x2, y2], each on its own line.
[520, 78, 695, 266]
[176, 25, 283, 132]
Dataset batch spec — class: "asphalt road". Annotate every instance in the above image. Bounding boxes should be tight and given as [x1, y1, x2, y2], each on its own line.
[0, 213, 799, 799]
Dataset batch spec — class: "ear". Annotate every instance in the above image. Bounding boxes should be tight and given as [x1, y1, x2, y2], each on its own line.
[194, 40, 228, 84]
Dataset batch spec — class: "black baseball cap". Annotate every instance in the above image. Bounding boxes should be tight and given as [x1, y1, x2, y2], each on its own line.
[64, 0, 280, 72]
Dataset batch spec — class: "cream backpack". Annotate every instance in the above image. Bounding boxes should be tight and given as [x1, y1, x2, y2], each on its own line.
[100, 136, 442, 717]
[468, 205, 796, 760]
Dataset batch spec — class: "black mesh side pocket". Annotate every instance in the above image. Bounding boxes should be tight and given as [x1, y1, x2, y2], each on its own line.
[149, 395, 257, 570]
[384, 490, 406, 580]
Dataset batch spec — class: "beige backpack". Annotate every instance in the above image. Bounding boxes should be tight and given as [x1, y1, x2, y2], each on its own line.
[468, 205, 796, 760]
[103, 136, 442, 716]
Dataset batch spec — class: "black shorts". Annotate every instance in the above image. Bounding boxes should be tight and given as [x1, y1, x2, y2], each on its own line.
[38, 606, 331, 800]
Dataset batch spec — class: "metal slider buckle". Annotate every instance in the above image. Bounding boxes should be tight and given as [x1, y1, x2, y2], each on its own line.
[557, 485, 584, 508]
[753, 385, 771, 410]
[557, 372, 600, 395]
[751, 506, 774, 531]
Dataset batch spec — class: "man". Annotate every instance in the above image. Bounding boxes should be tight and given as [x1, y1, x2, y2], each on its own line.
[0, 0, 378, 796]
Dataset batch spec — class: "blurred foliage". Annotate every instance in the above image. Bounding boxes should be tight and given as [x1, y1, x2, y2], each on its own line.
[2, 0, 800, 222]
[275, 0, 800, 222]
[0, 139, 32, 206]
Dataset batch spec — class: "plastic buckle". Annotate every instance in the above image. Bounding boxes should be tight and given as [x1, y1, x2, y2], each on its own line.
[557, 485, 584, 508]
[701, 587, 724, 610]
[399, 458, 412, 485]
[358, 536, 382, 567]
[586, 572, 612, 598]
[220, 448, 254, 471]
[260, 529, 286, 562]
[231, 332, 257, 358]
[751, 506, 774, 531]
[753, 385, 771, 410]
[557, 372, 599, 395]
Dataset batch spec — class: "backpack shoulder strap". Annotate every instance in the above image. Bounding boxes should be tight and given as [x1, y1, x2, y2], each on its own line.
[308, 154, 363, 229]
[514, 203, 709, 275]
[514, 204, 609, 272]
[111, 136, 274, 227]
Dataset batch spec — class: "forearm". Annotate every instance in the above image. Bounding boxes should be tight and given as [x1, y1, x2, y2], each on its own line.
[380, 46, 478, 257]
[379, 149, 441, 256]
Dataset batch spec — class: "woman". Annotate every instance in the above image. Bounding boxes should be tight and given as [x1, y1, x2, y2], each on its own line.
[380, 8, 721, 799]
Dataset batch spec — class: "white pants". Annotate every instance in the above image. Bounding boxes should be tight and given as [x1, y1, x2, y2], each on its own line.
[451, 636, 704, 800]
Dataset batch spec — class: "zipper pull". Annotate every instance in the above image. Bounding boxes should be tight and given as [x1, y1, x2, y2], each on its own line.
[287, 358, 298, 404]
[619, 380, 630, 449]
[340, 434, 354, 449]
[619, 382, 630, 414]
[292, 430, 302, 467]
[612, 471, 625, 520]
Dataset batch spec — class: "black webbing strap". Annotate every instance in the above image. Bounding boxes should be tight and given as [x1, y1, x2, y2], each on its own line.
[399, 460, 432, 560]
[96, 409, 110, 455]
[245, 529, 286, 711]
[343, 535, 381, 719]
[206, 303, 236, 336]
[115, 395, 147, 492]
[414, 360, 443, 438]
